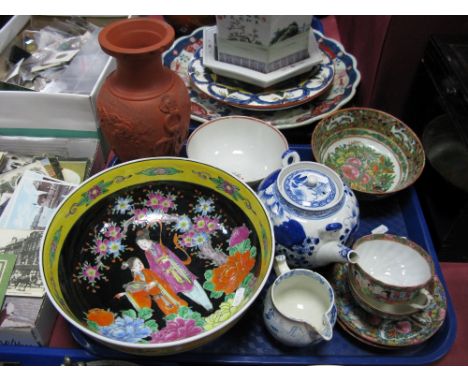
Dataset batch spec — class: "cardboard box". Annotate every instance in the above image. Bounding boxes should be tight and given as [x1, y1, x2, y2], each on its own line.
[0, 134, 103, 346]
[0, 16, 126, 135]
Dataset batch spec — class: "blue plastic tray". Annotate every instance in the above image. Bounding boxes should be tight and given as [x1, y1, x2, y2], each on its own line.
[0, 145, 456, 365]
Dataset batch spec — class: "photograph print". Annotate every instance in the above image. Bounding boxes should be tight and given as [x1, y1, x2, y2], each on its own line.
[0, 229, 44, 298]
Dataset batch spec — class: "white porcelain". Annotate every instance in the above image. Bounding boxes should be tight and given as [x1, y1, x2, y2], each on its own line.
[349, 234, 435, 309]
[186, 116, 292, 186]
[358, 240, 431, 287]
[202, 27, 323, 88]
[215, 16, 315, 74]
[258, 161, 360, 268]
[263, 255, 336, 347]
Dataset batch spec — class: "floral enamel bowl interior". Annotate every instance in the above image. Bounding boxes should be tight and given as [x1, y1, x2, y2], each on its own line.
[40, 158, 274, 355]
[311, 108, 425, 198]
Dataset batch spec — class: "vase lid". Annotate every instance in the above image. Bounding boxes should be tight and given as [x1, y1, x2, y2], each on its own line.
[277, 162, 344, 211]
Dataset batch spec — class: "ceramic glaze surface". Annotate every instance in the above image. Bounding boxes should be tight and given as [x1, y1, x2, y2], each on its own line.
[40, 158, 274, 355]
[356, 240, 432, 287]
[322, 138, 401, 192]
[332, 263, 446, 348]
[163, 28, 360, 129]
[216, 16, 311, 48]
[312, 108, 425, 197]
[202, 27, 322, 89]
[189, 43, 334, 110]
[280, 168, 340, 209]
[348, 276, 427, 318]
[258, 162, 359, 268]
[215, 16, 313, 74]
[263, 267, 336, 347]
[274, 275, 328, 331]
[186, 117, 289, 184]
[350, 234, 435, 307]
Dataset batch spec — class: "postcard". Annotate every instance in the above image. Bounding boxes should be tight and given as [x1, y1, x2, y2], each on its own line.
[0, 158, 57, 196]
[0, 295, 43, 328]
[0, 153, 35, 174]
[0, 171, 76, 231]
[0, 193, 12, 219]
[0, 253, 17, 309]
[0, 229, 43, 298]
[0, 159, 58, 221]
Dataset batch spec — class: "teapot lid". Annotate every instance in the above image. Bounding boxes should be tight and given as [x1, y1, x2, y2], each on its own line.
[278, 162, 344, 211]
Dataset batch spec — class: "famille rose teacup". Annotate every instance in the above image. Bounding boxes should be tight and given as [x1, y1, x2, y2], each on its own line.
[349, 234, 435, 313]
[263, 255, 336, 347]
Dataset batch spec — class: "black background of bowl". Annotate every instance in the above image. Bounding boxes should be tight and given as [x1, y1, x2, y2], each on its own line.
[57, 180, 261, 330]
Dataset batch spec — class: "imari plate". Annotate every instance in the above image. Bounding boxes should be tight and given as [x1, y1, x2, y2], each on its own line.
[331, 263, 446, 349]
[40, 158, 274, 355]
[163, 27, 360, 129]
[188, 42, 334, 111]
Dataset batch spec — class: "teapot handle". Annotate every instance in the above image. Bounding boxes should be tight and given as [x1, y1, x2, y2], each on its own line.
[281, 150, 300, 167]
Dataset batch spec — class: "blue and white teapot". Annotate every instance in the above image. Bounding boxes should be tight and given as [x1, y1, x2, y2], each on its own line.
[258, 156, 360, 268]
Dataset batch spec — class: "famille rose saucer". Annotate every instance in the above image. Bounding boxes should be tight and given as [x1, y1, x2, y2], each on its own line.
[163, 27, 360, 129]
[187, 36, 335, 111]
[331, 263, 447, 349]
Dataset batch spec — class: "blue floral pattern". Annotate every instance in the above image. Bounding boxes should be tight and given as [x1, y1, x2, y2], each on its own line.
[100, 316, 152, 343]
[163, 28, 360, 129]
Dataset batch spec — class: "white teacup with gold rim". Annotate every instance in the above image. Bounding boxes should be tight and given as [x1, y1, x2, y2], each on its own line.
[349, 234, 435, 313]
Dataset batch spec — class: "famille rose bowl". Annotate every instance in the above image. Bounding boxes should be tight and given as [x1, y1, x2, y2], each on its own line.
[40, 157, 274, 355]
[311, 108, 425, 199]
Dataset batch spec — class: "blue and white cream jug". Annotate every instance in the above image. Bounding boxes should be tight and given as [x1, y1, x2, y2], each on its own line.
[258, 157, 360, 268]
[263, 255, 337, 347]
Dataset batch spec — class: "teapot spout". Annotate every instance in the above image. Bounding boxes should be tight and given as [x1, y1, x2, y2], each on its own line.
[313, 242, 359, 268]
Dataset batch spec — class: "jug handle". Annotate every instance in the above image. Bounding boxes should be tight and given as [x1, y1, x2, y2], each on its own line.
[274, 255, 291, 276]
[321, 317, 333, 342]
[281, 150, 300, 167]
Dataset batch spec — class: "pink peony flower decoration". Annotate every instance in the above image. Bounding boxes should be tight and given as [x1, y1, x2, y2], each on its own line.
[229, 224, 250, 247]
[396, 321, 412, 334]
[361, 173, 371, 185]
[150, 318, 203, 343]
[341, 164, 360, 181]
[346, 157, 362, 167]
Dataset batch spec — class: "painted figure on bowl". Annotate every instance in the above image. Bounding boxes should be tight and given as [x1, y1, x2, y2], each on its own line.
[115, 257, 187, 316]
[135, 228, 213, 312]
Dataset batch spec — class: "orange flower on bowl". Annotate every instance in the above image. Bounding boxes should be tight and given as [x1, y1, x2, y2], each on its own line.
[87, 308, 115, 327]
[212, 251, 255, 294]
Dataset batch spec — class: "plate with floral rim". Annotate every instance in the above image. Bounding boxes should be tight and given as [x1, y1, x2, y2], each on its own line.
[331, 263, 447, 349]
[187, 37, 335, 111]
[163, 27, 360, 129]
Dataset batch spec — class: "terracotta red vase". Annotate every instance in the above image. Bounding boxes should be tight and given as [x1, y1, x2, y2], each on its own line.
[97, 18, 190, 162]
